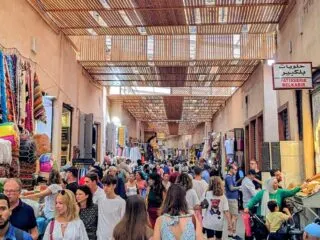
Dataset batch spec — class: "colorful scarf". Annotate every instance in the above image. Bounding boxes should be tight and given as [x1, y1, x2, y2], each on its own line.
[24, 62, 33, 133]
[0, 51, 7, 123]
[33, 73, 46, 123]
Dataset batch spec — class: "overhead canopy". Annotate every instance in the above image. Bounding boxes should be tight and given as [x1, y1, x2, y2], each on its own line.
[31, 0, 289, 135]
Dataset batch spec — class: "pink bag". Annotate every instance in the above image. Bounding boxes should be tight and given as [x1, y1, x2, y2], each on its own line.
[242, 213, 252, 237]
[0, 135, 16, 146]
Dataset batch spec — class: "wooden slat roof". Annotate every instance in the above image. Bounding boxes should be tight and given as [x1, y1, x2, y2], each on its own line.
[31, 0, 289, 135]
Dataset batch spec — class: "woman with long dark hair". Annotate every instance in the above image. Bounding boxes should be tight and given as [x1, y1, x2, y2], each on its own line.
[76, 185, 98, 240]
[136, 171, 147, 197]
[147, 173, 166, 228]
[113, 195, 153, 240]
[153, 184, 202, 240]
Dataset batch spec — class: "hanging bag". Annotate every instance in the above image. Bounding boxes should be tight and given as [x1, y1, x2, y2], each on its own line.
[49, 219, 55, 240]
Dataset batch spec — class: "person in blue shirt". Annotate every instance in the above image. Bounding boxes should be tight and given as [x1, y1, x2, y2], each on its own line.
[225, 164, 241, 240]
[0, 193, 32, 240]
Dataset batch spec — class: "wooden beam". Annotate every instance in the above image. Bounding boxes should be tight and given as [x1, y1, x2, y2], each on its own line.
[90, 72, 252, 75]
[95, 79, 245, 82]
[60, 21, 279, 29]
[44, 2, 288, 12]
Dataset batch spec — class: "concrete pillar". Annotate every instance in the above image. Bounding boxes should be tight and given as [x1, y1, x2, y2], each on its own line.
[101, 86, 108, 164]
[302, 90, 315, 178]
[52, 99, 63, 169]
[110, 100, 124, 125]
[136, 120, 141, 140]
[205, 121, 212, 137]
[263, 63, 279, 142]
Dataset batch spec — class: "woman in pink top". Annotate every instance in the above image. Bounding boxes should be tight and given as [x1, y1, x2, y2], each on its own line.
[136, 172, 147, 197]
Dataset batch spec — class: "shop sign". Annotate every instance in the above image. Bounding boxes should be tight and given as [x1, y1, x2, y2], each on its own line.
[272, 62, 313, 89]
[118, 127, 125, 147]
[157, 132, 166, 139]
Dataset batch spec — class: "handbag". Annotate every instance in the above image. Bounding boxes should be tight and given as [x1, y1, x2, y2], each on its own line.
[200, 192, 209, 209]
[49, 220, 55, 240]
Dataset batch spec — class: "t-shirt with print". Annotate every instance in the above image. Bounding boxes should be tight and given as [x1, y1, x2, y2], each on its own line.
[43, 184, 62, 219]
[201, 191, 229, 231]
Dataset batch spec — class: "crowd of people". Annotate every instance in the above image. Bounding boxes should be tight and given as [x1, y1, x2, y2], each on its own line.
[0, 156, 319, 240]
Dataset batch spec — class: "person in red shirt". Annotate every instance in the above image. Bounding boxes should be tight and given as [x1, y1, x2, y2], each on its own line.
[169, 165, 180, 184]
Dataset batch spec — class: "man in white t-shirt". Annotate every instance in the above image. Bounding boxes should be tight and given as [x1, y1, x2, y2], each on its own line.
[84, 172, 105, 204]
[192, 166, 209, 200]
[97, 175, 126, 240]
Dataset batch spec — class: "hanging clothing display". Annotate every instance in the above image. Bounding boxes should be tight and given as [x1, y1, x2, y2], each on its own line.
[122, 146, 130, 158]
[129, 146, 141, 164]
[224, 138, 234, 155]
[0, 48, 46, 184]
[0, 139, 12, 165]
[33, 73, 46, 123]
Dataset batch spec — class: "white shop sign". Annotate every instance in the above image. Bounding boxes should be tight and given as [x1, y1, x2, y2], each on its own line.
[272, 62, 313, 89]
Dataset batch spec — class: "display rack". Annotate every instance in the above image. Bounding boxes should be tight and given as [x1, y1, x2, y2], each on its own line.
[293, 192, 320, 227]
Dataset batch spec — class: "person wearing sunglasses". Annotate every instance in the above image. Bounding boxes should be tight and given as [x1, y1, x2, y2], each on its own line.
[43, 189, 88, 240]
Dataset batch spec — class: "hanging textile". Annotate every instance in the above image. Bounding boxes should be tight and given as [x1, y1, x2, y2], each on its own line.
[0, 139, 12, 165]
[24, 62, 34, 133]
[129, 146, 141, 164]
[19, 132, 36, 190]
[0, 51, 7, 123]
[33, 73, 46, 123]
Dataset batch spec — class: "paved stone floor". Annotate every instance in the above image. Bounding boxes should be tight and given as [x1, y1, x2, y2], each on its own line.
[203, 214, 245, 239]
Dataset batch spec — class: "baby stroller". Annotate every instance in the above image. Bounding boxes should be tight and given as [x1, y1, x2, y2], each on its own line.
[243, 213, 269, 240]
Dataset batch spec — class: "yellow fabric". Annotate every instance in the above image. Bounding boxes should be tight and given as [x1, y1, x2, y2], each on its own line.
[0, 123, 17, 137]
[266, 212, 290, 232]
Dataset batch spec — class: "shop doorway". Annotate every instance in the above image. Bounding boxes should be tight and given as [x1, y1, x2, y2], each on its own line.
[61, 104, 73, 166]
[93, 122, 101, 162]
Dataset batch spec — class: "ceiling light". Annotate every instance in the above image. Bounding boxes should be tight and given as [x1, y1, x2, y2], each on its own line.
[267, 59, 275, 66]
[241, 24, 249, 33]
[137, 27, 147, 35]
[112, 116, 121, 126]
[89, 11, 108, 27]
[87, 28, 98, 35]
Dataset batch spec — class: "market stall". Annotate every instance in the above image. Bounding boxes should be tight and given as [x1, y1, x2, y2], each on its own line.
[0, 46, 51, 189]
[291, 174, 320, 228]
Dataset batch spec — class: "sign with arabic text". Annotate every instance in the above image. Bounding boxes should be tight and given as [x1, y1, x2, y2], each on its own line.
[118, 126, 125, 147]
[272, 62, 313, 89]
